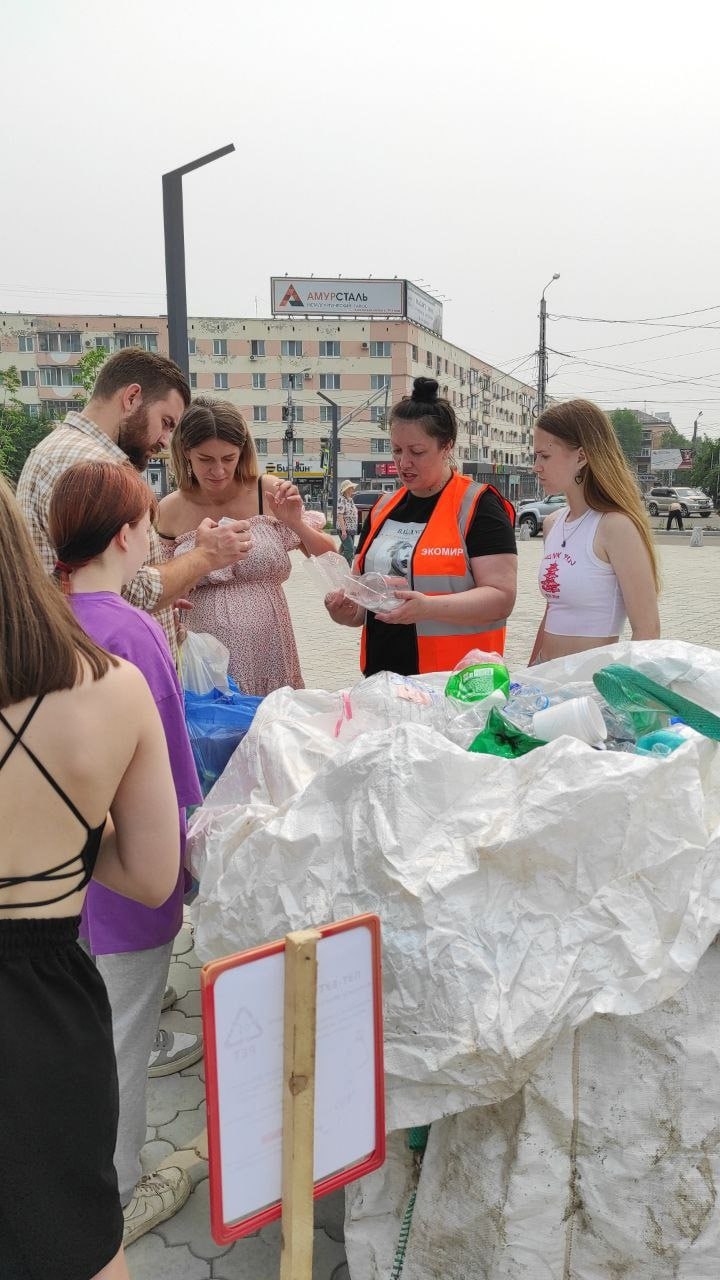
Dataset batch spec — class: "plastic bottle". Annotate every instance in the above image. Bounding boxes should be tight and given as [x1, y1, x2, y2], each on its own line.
[502, 683, 550, 731]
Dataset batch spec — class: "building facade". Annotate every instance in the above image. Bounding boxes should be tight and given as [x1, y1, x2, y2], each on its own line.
[0, 311, 537, 499]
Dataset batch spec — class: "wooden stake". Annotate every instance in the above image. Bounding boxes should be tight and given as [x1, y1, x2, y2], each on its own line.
[280, 928, 321, 1280]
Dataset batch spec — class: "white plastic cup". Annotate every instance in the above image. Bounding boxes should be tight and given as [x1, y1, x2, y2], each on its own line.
[532, 696, 607, 747]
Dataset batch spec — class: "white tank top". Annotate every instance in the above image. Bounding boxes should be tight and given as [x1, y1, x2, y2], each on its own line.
[538, 508, 627, 637]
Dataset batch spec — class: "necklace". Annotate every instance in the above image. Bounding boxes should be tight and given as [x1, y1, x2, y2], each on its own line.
[561, 509, 592, 549]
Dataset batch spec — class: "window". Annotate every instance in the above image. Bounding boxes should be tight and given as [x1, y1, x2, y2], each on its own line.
[189, 373, 197, 389]
[116, 332, 158, 351]
[371, 437, 392, 453]
[20, 370, 36, 387]
[370, 374, 390, 390]
[213, 339, 227, 357]
[251, 339, 265, 357]
[95, 336, 111, 351]
[411, 344, 418, 362]
[282, 373, 305, 390]
[369, 341, 391, 358]
[426, 351, 433, 367]
[188, 338, 196, 355]
[38, 331, 82, 353]
[370, 406, 386, 424]
[214, 373, 228, 389]
[18, 335, 34, 352]
[25, 403, 41, 418]
[445, 360, 449, 374]
[281, 340, 303, 357]
[253, 406, 267, 422]
[320, 373, 340, 390]
[252, 372, 266, 389]
[254, 438, 268, 454]
[319, 340, 340, 357]
[39, 366, 82, 386]
[42, 399, 81, 418]
[319, 405, 335, 423]
[283, 436, 304, 453]
[282, 405, 304, 423]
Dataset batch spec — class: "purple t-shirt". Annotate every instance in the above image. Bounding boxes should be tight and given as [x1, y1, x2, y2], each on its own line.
[69, 591, 202, 955]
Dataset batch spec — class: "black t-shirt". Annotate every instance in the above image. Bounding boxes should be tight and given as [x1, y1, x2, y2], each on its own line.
[356, 485, 517, 677]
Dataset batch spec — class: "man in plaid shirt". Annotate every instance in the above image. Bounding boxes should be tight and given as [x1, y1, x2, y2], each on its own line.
[17, 348, 251, 663]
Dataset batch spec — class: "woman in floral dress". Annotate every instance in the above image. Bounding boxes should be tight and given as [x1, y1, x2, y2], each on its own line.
[157, 399, 335, 695]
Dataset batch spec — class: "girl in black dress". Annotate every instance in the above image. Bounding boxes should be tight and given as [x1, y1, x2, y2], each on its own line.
[0, 474, 180, 1280]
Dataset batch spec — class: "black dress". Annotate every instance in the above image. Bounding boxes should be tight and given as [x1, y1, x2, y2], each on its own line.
[0, 697, 123, 1280]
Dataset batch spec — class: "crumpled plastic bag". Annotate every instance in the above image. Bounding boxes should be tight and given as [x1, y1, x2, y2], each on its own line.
[189, 640, 720, 1135]
[180, 630, 231, 695]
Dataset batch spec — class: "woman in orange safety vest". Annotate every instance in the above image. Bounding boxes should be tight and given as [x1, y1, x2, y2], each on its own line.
[324, 377, 518, 677]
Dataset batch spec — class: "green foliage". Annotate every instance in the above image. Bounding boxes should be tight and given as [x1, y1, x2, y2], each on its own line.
[73, 345, 109, 406]
[690, 437, 720, 505]
[609, 408, 642, 462]
[660, 425, 692, 450]
[0, 366, 54, 484]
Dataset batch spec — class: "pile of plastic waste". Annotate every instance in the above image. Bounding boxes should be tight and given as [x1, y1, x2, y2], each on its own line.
[188, 640, 720, 1278]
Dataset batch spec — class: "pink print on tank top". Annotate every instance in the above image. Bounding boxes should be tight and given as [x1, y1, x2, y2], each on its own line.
[540, 560, 560, 597]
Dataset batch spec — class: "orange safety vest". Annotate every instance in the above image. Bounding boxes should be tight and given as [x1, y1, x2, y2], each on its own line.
[355, 473, 515, 675]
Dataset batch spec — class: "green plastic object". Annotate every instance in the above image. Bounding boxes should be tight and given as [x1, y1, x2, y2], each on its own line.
[593, 664, 720, 742]
[445, 662, 510, 704]
[469, 708, 546, 759]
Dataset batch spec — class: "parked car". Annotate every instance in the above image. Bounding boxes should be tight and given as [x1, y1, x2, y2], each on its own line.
[352, 488, 396, 530]
[515, 493, 567, 537]
[645, 486, 712, 518]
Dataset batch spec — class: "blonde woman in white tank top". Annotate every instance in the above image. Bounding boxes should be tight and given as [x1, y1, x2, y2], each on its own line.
[529, 400, 660, 664]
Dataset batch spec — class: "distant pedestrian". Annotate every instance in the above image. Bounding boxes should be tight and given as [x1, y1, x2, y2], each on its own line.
[667, 500, 684, 531]
[337, 479, 359, 565]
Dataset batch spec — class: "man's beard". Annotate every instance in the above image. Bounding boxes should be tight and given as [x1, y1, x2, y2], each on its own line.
[117, 403, 158, 471]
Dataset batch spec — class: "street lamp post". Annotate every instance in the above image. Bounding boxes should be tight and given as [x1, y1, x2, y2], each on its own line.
[162, 144, 235, 378]
[692, 409, 703, 446]
[537, 273, 560, 415]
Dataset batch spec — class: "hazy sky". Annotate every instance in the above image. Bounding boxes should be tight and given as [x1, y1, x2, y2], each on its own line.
[3, 0, 720, 436]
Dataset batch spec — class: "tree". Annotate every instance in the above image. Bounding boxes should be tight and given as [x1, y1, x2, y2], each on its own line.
[690, 437, 720, 505]
[0, 366, 54, 485]
[72, 345, 108, 407]
[609, 409, 642, 463]
[660, 425, 692, 450]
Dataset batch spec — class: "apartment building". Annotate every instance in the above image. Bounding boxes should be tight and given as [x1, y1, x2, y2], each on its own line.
[0, 311, 536, 497]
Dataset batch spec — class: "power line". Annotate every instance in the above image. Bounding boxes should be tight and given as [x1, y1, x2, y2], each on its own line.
[549, 302, 720, 324]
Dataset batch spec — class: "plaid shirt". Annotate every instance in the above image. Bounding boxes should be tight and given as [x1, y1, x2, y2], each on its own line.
[16, 411, 177, 660]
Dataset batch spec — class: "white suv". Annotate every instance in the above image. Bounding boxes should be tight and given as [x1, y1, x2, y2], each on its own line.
[645, 487, 712, 518]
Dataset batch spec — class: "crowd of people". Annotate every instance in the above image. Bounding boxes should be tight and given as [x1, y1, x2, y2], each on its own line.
[0, 349, 661, 1279]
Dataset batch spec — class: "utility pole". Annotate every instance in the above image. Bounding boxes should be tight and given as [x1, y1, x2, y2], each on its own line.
[537, 273, 560, 415]
[317, 391, 339, 528]
[162, 144, 235, 378]
[692, 409, 703, 446]
[284, 379, 297, 484]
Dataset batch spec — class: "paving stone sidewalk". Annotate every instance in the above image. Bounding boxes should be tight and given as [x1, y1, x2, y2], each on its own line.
[128, 537, 720, 1277]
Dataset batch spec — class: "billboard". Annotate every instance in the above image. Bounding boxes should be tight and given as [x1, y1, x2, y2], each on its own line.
[651, 448, 682, 471]
[271, 277, 404, 317]
[405, 281, 443, 336]
[270, 277, 443, 333]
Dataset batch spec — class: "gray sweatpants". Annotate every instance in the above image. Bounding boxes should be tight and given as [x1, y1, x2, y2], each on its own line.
[95, 942, 174, 1204]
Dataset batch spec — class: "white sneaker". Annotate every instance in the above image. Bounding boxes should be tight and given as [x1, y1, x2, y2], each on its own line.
[122, 1166, 192, 1247]
[148, 1027, 204, 1078]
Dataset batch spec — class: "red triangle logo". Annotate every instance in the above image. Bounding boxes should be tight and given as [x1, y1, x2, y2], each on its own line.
[278, 284, 304, 308]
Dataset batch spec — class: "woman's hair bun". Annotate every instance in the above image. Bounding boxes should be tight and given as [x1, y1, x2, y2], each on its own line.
[411, 376, 439, 403]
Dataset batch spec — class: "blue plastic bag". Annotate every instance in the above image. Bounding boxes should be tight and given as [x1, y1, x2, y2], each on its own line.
[184, 676, 261, 796]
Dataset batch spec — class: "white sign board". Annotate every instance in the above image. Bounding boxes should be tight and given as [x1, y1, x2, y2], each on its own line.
[405, 281, 444, 335]
[651, 448, 682, 471]
[272, 277, 404, 317]
[202, 917, 384, 1241]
